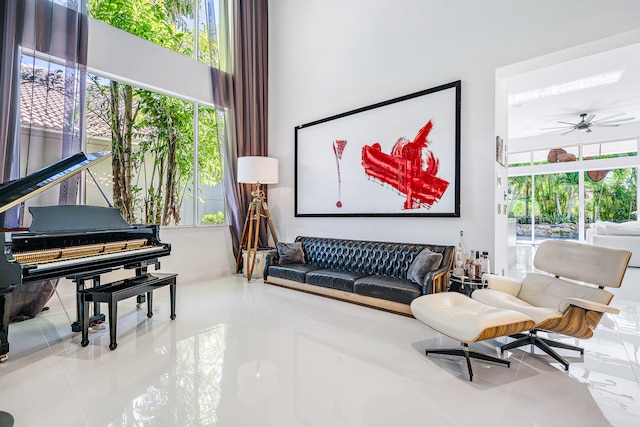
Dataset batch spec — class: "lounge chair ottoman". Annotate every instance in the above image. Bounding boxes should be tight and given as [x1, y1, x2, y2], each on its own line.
[411, 292, 534, 381]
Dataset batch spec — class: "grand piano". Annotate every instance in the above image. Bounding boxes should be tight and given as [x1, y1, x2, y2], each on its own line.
[0, 151, 172, 362]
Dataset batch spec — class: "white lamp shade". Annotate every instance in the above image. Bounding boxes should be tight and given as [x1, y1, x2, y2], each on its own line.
[237, 156, 279, 184]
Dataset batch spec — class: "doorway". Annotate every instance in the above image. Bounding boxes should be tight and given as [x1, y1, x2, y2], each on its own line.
[496, 34, 640, 261]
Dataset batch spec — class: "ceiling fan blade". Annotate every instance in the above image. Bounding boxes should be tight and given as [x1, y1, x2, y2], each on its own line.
[591, 123, 620, 127]
[541, 125, 574, 130]
[561, 128, 578, 135]
[542, 128, 570, 134]
[592, 112, 626, 122]
[593, 117, 636, 124]
[584, 114, 595, 123]
[557, 121, 578, 126]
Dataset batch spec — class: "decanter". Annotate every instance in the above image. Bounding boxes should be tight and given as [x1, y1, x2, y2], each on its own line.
[453, 230, 466, 277]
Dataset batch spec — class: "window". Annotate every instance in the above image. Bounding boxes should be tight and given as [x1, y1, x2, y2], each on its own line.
[85, 72, 224, 226]
[582, 139, 637, 160]
[17, 2, 225, 228]
[508, 151, 531, 166]
[584, 167, 637, 235]
[508, 139, 639, 243]
[83, 0, 225, 226]
[197, 105, 225, 224]
[89, 0, 219, 65]
[18, 55, 85, 225]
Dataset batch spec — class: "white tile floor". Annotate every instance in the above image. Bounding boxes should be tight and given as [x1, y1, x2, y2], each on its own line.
[0, 247, 639, 426]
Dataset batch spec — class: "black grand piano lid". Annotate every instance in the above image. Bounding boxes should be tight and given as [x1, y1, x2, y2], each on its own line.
[0, 151, 111, 215]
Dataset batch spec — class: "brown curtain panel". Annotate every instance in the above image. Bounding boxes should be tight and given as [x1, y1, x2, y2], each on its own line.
[211, 0, 269, 258]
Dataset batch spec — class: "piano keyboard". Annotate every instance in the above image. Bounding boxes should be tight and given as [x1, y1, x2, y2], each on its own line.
[28, 245, 166, 271]
[13, 239, 148, 264]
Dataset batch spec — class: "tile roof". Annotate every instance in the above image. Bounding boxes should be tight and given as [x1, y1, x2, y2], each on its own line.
[20, 64, 113, 139]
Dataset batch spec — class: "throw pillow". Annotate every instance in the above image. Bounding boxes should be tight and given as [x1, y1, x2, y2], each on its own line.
[407, 248, 443, 285]
[277, 242, 306, 264]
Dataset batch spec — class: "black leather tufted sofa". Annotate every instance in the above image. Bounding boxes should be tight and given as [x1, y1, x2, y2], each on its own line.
[264, 236, 454, 315]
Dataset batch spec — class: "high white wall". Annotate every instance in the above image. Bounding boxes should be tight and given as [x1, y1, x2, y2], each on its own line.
[268, 0, 640, 272]
[88, 19, 214, 104]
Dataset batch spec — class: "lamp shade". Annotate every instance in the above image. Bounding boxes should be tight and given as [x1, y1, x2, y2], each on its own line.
[237, 156, 279, 184]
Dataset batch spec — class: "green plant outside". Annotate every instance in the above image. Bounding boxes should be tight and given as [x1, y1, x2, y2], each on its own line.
[201, 211, 225, 225]
[508, 167, 637, 227]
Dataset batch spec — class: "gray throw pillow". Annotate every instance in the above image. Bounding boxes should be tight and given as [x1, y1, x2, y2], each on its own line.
[407, 248, 443, 285]
[277, 242, 306, 264]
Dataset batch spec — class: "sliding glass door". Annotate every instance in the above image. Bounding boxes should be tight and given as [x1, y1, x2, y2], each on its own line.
[584, 167, 637, 239]
[508, 138, 639, 245]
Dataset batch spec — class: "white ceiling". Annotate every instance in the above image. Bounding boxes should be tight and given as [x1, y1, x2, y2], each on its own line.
[507, 41, 640, 144]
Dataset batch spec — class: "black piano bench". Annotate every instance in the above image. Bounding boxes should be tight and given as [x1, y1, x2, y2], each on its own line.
[79, 272, 177, 350]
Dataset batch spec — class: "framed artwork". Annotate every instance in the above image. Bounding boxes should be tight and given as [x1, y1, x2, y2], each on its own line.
[294, 80, 461, 217]
[496, 136, 506, 166]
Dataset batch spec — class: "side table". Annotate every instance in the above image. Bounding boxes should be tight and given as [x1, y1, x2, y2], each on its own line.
[448, 275, 485, 296]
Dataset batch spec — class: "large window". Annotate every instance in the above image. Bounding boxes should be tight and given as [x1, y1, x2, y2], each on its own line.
[508, 139, 639, 243]
[84, 72, 224, 226]
[19, 54, 224, 227]
[15, 1, 226, 228]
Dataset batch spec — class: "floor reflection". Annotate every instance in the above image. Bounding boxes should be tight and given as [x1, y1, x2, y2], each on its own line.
[0, 257, 638, 426]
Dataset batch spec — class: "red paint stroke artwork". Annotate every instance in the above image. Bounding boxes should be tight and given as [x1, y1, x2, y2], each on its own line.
[361, 120, 449, 209]
[333, 140, 347, 208]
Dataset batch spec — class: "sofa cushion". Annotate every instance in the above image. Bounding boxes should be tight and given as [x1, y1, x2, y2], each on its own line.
[354, 275, 422, 305]
[306, 269, 367, 292]
[591, 220, 640, 236]
[276, 241, 306, 264]
[604, 221, 640, 236]
[407, 248, 443, 286]
[268, 263, 319, 282]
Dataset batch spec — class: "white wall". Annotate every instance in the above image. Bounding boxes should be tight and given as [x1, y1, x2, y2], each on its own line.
[87, 19, 214, 104]
[159, 227, 236, 282]
[268, 0, 640, 272]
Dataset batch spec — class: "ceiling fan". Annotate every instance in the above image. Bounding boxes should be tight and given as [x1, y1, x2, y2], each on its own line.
[542, 112, 636, 135]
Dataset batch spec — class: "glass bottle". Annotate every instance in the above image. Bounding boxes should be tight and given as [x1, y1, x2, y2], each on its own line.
[453, 231, 466, 277]
[474, 251, 482, 279]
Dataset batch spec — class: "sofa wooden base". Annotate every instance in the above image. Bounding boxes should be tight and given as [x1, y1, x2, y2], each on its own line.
[266, 276, 413, 316]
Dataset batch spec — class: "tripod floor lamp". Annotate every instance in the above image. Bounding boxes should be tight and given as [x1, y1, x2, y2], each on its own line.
[235, 156, 279, 281]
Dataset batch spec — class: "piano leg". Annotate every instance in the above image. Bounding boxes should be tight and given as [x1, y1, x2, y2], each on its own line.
[80, 295, 89, 347]
[91, 276, 101, 321]
[108, 295, 118, 350]
[170, 278, 176, 320]
[146, 291, 153, 318]
[0, 288, 14, 362]
[71, 274, 105, 332]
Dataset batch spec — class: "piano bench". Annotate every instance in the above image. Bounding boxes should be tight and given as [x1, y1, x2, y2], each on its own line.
[79, 272, 177, 350]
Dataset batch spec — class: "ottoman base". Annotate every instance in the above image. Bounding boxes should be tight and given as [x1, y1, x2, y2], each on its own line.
[426, 343, 510, 382]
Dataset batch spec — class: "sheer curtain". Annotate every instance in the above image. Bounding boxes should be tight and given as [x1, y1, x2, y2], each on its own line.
[0, 0, 88, 320]
[0, 0, 25, 227]
[204, 0, 269, 257]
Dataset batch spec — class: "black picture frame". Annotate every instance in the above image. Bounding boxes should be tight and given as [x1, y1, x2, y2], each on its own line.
[295, 80, 461, 217]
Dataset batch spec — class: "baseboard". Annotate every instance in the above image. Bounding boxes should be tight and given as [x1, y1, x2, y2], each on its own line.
[265, 276, 413, 316]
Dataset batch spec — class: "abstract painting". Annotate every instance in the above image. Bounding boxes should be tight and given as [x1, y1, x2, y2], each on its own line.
[295, 81, 461, 217]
